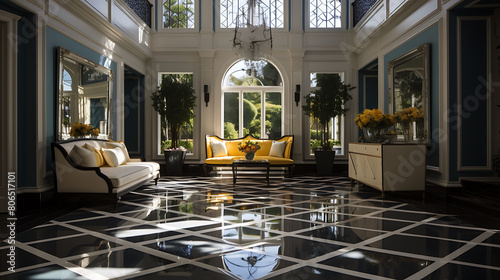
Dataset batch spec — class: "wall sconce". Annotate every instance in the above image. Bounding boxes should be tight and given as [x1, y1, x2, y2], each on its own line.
[294, 85, 300, 106]
[204, 85, 209, 107]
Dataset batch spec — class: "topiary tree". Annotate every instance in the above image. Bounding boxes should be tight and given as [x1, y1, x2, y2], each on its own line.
[151, 76, 196, 149]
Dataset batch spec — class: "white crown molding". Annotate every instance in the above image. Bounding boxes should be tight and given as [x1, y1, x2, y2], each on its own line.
[52, 0, 152, 60]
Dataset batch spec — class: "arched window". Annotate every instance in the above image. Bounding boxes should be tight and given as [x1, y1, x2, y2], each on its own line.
[222, 60, 283, 139]
[63, 69, 72, 91]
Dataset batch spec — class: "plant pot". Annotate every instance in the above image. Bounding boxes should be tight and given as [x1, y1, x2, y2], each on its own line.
[164, 150, 186, 175]
[314, 150, 337, 176]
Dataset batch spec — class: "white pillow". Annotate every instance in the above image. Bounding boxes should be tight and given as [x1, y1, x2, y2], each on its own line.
[101, 147, 126, 167]
[106, 141, 131, 162]
[69, 145, 98, 167]
[211, 141, 227, 157]
[269, 141, 287, 158]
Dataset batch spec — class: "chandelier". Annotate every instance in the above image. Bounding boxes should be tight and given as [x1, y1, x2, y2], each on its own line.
[233, 0, 273, 61]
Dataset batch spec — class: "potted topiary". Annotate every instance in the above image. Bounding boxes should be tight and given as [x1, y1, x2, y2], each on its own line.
[302, 74, 354, 176]
[151, 76, 196, 175]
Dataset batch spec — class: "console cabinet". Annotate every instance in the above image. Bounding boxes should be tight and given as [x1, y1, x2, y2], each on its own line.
[348, 143, 426, 192]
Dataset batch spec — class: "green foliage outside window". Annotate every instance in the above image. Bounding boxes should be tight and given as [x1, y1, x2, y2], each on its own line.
[163, 0, 194, 28]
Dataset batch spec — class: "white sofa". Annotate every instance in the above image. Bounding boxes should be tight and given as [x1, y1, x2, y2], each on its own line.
[51, 139, 160, 198]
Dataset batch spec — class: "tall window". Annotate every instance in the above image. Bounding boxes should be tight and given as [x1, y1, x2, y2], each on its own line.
[163, 0, 195, 28]
[308, 73, 344, 154]
[157, 73, 194, 154]
[220, 0, 284, 28]
[222, 60, 283, 139]
[309, 0, 342, 28]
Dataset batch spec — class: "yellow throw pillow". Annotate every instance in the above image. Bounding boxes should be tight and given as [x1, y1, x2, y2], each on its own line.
[107, 141, 131, 162]
[83, 144, 105, 167]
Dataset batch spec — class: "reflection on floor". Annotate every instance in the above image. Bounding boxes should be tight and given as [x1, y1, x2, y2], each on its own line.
[2, 176, 500, 279]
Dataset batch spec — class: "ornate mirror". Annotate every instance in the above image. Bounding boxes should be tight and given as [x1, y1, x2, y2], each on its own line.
[56, 47, 113, 140]
[388, 43, 430, 144]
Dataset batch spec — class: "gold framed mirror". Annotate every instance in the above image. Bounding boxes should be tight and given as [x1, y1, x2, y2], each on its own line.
[388, 43, 430, 144]
[56, 47, 113, 140]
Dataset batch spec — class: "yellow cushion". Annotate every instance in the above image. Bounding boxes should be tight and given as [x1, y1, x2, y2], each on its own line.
[83, 143, 105, 167]
[226, 141, 242, 156]
[206, 135, 294, 159]
[284, 142, 292, 159]
[255, 140, 272, 156]
[205, 156, 293, 165]
[205, 157, 235, 165]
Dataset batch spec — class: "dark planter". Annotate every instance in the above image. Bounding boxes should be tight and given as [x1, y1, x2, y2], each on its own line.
[164, 150, 186, 175]
[314, 150, 337, 176]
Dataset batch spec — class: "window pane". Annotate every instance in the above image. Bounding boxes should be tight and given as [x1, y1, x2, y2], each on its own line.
[243, 92, 261, 138]
[266, 92, 281, 139]
[220, 0, 284, 28]
[163, 0, 195, 28]
[224, 92, 239, 138]
[158, 73, 194, 154]
[310, 0, 342, 28]
[309, 73, 342, 154]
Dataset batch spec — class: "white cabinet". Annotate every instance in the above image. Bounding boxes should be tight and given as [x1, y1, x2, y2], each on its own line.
[348, 143, 426, 192]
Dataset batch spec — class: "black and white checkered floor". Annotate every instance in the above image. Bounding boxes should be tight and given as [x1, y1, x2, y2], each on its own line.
[2, 176, 500, 279]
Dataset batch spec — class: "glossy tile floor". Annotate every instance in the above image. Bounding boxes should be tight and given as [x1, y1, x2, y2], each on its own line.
[2, 176, 500, 279]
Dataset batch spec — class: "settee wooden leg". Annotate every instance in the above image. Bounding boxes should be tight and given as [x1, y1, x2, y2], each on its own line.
[203, 164, 208, 176]
[154, 176, 159, 185]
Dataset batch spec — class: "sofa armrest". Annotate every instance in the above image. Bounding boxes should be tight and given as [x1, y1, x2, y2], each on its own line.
[51, 142, 113, 193]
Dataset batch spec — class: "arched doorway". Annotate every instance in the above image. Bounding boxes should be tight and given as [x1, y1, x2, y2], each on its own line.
[221, 60, 284, 139]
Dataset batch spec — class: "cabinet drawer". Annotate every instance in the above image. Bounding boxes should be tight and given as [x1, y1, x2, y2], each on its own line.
[349, 143, 382, 157]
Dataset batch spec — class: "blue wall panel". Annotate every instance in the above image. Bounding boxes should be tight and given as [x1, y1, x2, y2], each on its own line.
[460, 20, 488, 167]
[365, 76, 378, 110]
[384, 23, 440, 167]
[448, 3, 495, 180]
[45, 27, 117, 171]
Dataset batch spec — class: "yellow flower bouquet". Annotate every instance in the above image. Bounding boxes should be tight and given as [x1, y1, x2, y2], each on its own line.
[355, 109, 394, 142]
[394, 107, 424, 141]
[394, 107, 424, 124]
[355, 109, 394, 130]
[238, 140, 261, 160]
[69, 122, 99, 138]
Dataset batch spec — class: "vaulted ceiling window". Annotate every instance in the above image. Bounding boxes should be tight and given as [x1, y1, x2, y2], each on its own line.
[220, 0, 284, 29]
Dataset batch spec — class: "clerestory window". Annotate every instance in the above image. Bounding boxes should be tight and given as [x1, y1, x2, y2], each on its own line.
[163, 0, 195, 28]
[309, 0, 342, 28]
[220, 0, 284, 29]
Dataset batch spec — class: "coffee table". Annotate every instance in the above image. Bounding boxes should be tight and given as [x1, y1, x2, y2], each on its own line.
[232, 159, 270, 186]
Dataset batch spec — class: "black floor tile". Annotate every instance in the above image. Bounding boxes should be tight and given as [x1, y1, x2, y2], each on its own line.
[367, 234, 465, 258]
[320, 248, 433, 279]
[453, 245, 500, 267]
[421, 263, 500, 280]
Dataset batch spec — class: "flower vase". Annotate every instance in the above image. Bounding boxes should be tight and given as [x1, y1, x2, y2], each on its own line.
[364, 128, 386, 143]
[245, 152, 255, 161]
[402, 123, 412, 142]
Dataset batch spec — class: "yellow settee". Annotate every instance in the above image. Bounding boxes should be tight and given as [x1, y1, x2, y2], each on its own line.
[204, 134, 294, 176]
